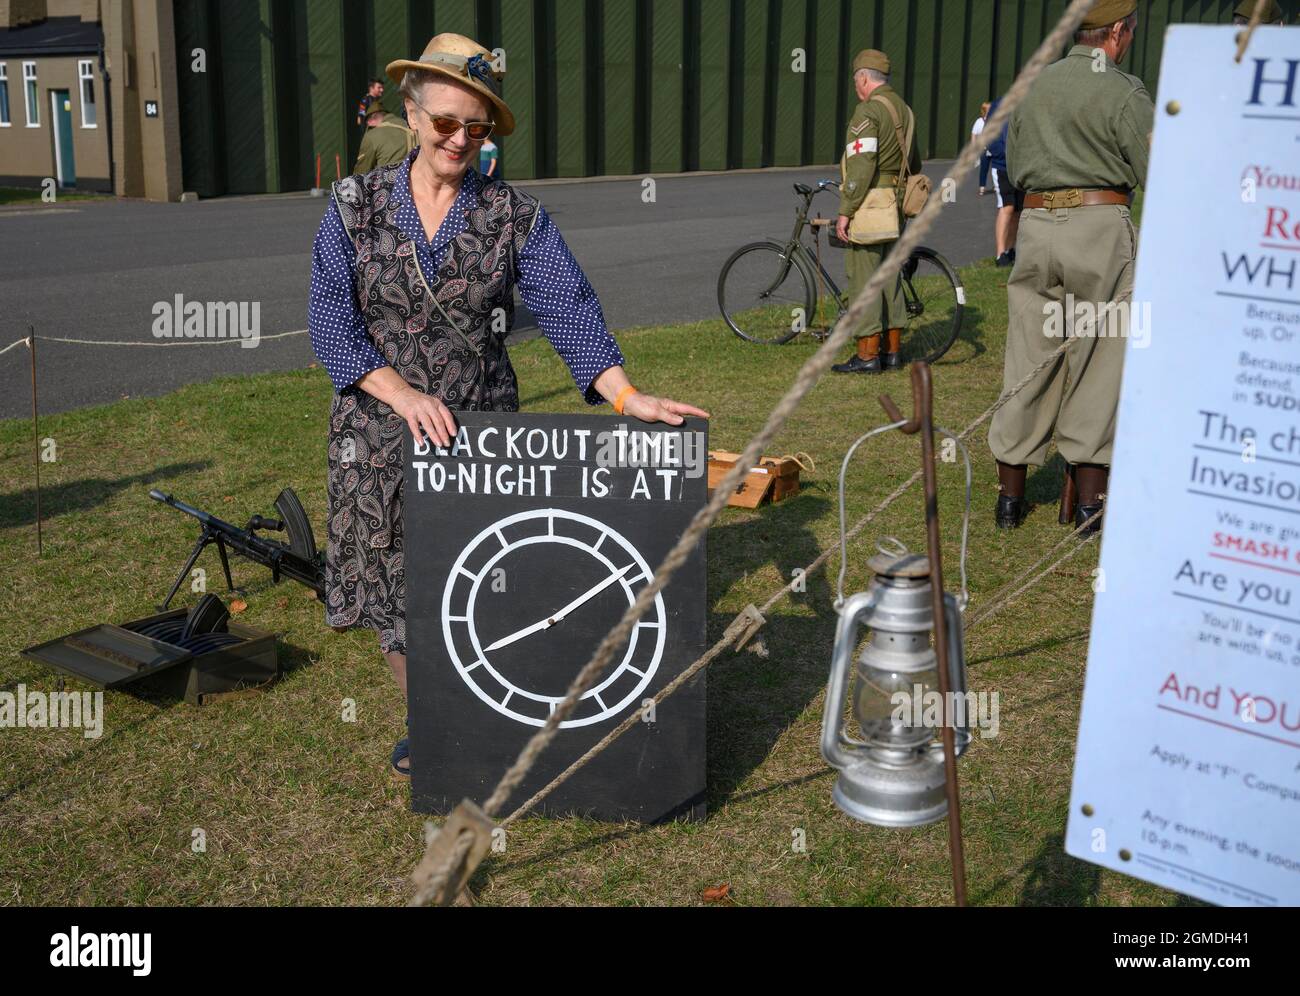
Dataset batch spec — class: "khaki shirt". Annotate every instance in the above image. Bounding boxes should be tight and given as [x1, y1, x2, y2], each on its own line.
[353, 114, 416, 174]
[839, 84, 923, 217]
[1007, 45, 1154, 192]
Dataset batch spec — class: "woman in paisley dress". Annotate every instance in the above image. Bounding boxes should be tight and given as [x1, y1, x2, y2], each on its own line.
[307, 33, 709, 778]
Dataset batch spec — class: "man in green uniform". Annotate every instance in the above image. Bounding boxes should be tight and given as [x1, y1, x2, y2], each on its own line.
[353, 99, 416, 174]
[1232, 0, 1286, 25]
[988, 0, 1153, 534]
[832, 49, 923, 374]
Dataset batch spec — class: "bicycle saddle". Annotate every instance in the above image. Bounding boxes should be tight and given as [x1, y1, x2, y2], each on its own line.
[793, 182, 813, 196]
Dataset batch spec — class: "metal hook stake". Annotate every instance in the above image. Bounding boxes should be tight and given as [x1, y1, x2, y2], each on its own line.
[878, 362, 968, 908]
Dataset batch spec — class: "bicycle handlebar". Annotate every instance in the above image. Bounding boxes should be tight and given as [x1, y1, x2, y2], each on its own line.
[795, 179, 841, 200]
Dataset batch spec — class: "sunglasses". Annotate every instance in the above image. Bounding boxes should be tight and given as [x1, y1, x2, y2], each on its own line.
[411, 101, 494, 141]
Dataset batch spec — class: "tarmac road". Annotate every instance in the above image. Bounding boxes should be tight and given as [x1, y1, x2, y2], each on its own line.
[0, 160, 999, 419]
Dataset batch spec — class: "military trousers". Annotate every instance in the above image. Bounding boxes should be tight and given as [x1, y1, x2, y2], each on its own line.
[988, 204, 1137, 467]
[845, 240, 906, 339]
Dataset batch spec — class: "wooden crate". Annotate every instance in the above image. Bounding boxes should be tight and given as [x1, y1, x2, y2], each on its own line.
[707, 450, 804, 508]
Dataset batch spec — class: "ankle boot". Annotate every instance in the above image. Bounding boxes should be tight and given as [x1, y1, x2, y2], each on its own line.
[881, 328, 903, 369]
[832, 333, 882, 374]
[1073, 463, 1108, 535]
[995, 461, 1028, 529]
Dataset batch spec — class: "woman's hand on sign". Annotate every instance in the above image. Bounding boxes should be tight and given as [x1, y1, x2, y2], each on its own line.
[392, 385, 457, 448]
[622, 391, 710, 427]
[593, 365, 708, 426]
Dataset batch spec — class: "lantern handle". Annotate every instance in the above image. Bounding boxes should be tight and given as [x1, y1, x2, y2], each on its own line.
[876, 536, 908, 559]
[836, 420, 908, 608]
[934, 426, 972, 611]
[875, 370, 970, 610]
[821, 590, 879, 771]
[929, 592, 972, 759]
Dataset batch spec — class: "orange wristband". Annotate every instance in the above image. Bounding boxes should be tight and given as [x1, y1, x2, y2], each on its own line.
[613, 385, 638, 415]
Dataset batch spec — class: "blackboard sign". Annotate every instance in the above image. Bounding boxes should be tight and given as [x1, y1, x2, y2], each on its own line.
[405, 412, 708, 822]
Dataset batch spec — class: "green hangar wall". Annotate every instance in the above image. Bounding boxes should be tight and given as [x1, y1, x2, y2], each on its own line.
[172, 0, 1277, 197]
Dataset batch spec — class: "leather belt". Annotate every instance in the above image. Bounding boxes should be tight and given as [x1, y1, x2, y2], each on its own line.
[1024, 187, 1132, 209]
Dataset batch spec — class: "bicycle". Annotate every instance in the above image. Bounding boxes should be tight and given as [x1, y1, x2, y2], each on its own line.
[717, 179, 965, 363]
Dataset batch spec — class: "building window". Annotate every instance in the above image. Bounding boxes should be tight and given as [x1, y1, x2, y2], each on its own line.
[0, 64, 9, 126]
[78, 59, 96, 127]
[23, 61, 37, 127]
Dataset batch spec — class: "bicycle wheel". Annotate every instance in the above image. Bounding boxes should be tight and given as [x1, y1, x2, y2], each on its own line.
[717, 241, 816, 345]
[898, 247, 965, 364]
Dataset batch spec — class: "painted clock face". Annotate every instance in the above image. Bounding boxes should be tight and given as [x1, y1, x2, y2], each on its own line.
[440, 508, 667, 728]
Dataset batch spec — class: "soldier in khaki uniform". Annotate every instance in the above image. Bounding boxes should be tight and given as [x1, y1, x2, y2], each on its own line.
[832, 49, 923, 374]
[988, 0, 1153, 536]
[353, 99, 416, 174]
[1232, 0, 1286, 25]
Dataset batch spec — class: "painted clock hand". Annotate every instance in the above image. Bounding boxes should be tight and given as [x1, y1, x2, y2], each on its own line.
[481, 563, 637, 652]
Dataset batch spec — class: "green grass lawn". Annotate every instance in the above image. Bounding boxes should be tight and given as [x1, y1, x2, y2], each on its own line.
[0, 260, 1182, 906]
[0, 186, 104, 206]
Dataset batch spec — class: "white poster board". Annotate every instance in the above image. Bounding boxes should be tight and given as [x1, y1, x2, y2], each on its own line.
[1066, 26, 1300, 907]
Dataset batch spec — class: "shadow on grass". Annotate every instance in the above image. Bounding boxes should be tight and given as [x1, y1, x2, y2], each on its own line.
[722, 765, 834, 806]
[1016, 832, 1102, 906]
[0, 639, 314, 805]
[983, 829, 1203, 907]
[485, 773, 838, 884]
[703, 493, 839, 810]
[962, 829, 1102, 906]
[1027, 453, 1069, 504]
[955, 302, 988, 363]
[983, 829, 1203, 906]
[483, 821, 644, 885]
[968, 627, 1089, 670]
[909, 303, 988, 368]
[0, 698, 169, 806]
[0, 461, 211, 530]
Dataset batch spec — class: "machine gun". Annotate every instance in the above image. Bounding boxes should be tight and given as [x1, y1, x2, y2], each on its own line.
[149, 488, 326, 609]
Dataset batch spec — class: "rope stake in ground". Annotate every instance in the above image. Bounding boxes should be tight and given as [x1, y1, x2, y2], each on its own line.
[408, 800, 493, 907]
[409, 0, 1100, 905]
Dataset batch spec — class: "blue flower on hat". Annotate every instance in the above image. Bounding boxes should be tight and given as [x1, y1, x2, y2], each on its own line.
[465, 54, 493, 86]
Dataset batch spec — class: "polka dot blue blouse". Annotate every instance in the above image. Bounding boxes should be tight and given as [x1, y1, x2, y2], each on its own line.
[308, 156, 625, 405]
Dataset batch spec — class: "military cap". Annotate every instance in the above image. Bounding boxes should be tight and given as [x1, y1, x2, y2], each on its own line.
[1233, 0, 1284, 21]
[1081, 0, 1137, 29]
[852, 49, 891, 75]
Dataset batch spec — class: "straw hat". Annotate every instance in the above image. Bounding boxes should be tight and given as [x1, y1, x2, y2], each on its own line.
[385, 33, 515, 136]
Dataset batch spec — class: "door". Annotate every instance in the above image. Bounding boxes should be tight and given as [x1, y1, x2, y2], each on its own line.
[50, 89, 76, 187]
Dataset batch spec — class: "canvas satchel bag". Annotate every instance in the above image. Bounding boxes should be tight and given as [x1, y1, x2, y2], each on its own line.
[842, 152, 900, 245]
[873, 93, 930, 217]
